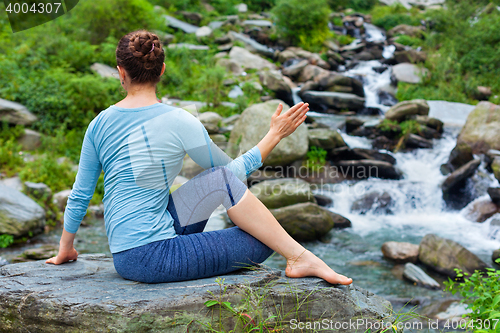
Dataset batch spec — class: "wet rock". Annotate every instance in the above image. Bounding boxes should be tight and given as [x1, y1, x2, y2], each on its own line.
[492, 157, 500, 183]
[463, 197, 500, 223]
[258, 70, 292, 99]
[227, 100, 308, 167]
[391, 63, 429, 84]
[444, 142, 473, 173]
[403, 263, 440, 289]
[219, 46, 276, 75]
[488, 187, 500, 204]
[394, 50, 427, 64]
[373, 65, 388, 73]
[0, 98, 38, 126]
[227, 31, 274, 57]
[317, 73, 365, 98]
[23, 181, 52, 200]
[387, 24, 424, 38]
[382, 241, 419, 263]
[249, 178, 316, 209]
[52, 189, 72, 211]
[0, 254, 392, 332]
[308, 128, 347, 150]
[352, 191, 394, 214]
[405, 133, 433, 149]
[20, 244, 59, 261]
[90, 63, 118, 79]
[441, 159, 480, 195]
[198, 112, 222, 134]
[329, 147, 396, 165]
[385, 99, 429, 122]
[493, 249, 500, 264]
[313, 194, 333, 207]
[457, 102, 500, 154]
[345, 117, 365, 133]
[298, 81, 319, 96]
[335, 160, 402, 180]
[418, 233, 489, 278]
[282, 59, 309, 78]
[270, 202, 350, 241]
[164, 15, 199, 33]
[301, 91, 365, 112]
[308, 53, 330, 70]
[17, 129, 41, 150]
[0, 184, 45, 237]
[0, 257, 8, 267]
[297, 64, 329, 82]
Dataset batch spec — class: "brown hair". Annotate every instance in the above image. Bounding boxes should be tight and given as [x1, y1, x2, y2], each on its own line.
[116, 30, 165, 85]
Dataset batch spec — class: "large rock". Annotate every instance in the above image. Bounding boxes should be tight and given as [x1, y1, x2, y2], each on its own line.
[258, 70, 292, 97]
[457, 102, 500, 154]
[0, 254, 392, 332]
[493, 249, 500, 264]
[391, 63, 429, 84]
[249, 178, 316, 209]
[351, 191, 393, 214]
[23, 182, 52, 200]
[384, 99, 429, 122]
[335, 160, 402, 180]
[394, 50, 427, 64]
[52, 189, 72, 211]
[463, 197, 500, 223]
[198, 112, 222, 134]
[219, 46, 277, 75]
[0, 98, 37, 126]
[418, 234, 489, 278]
[441, 159, 480, 195]
[297, 65, 329, 82]
[388, 24, 424, 37]
[270, 202, 350, 241]
[443, 143, 473, 173]
[0, 184, 45, 237]
[402, 263, 440, 289]
[164, 15, 199, 33]
[301, 91, 365, 111]
[195, 26, 212, 40]
[488, 187, 500, 204]
[381, 241, 419, 263]
[228, 31, 274, 57]
[308, 129, 347, 150]
[329, 147, 396, 165]
[90, 63, 118, 79]
[282, 59, 309, 78]
[227, 100, 308, 166]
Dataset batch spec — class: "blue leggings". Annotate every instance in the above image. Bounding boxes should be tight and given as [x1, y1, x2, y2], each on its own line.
[112, 167, 274, 283]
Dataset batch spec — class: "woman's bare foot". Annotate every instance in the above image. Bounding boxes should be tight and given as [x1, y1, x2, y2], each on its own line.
[285, 250, 353, 285]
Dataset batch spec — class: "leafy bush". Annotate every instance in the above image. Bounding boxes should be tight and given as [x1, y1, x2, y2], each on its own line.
[18, 155, 76, 193]
[67, 0, 164, 44]
[272, 0, 331, 50]
[330, 0, 377, 11]
[0, 138, 24, 176]
[444, 261, 500, 332]
[394, 34, 424, 47]
[371, 4, 421, 31]
[0, 234, 14, 248]
[302, 146, 327, 172]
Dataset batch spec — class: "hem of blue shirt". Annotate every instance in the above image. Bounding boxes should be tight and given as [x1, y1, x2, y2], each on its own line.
[110, 232, 178, 254]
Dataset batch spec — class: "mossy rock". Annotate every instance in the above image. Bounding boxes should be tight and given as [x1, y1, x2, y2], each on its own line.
[307, 128, 347, 150]
[249, 178, 316, 209]
[457, 101, 500, 154]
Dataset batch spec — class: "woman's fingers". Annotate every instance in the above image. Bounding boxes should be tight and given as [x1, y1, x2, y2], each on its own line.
[289, 103, 309, 121]
[273, 103, 283, 117]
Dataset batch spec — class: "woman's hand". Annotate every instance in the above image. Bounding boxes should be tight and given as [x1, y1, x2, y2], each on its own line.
[269, 102, 309, 140]
[257, 102, 309, 162]
[46, 246, 78, 265]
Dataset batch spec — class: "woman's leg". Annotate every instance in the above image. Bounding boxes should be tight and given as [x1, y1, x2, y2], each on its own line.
[227, 189, 353, 285]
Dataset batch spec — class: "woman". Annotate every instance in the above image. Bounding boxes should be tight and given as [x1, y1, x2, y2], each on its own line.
[46, 30, 352, 286]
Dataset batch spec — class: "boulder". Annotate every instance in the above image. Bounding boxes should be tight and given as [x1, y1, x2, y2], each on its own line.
[52, 189, 72, 211]
[329, 147, 396, 165]
[444, 143, 473, 173]
[0, 176, 23, 191]
[168, 43, 209, 51]
[0, 98, 38, 126]
[270, 202, 350, 241]
[227, 31, 274, 57]
[402, 263, 440, 289]
[391, 63, 429, 84]
[249, 178, 316, 209]
[258, 70, 292, 97]
[345, 117, 365, 133]
[493, 249, 500, 264]
[405, 134, 433, 149]
[198, 112, 222, 134]
[382, 241, 419, 263]
[0, 254, 392, 332]
[180, 11, 203, 25]
[394, 50, 427, 64]
[301, 91, 365, 111]
[282, 59, 309, 78]
[180, 156, 204, 179]
[487, 187, 500, 204]
[441, 159, 480, 195]
[17, 129, 41, 150]
[387, 24, 424, 38]
[313, 194, 333, 207]
[492, 157, 500, 182]
[90, 63, 118, 79]
[308, 129, 347, 150]
[195, 26, 212, 40]
[457, 102, 500, 154]
[297, 65, 329, 82]
[235, 3, 247, 12]
[220, 46, 277, 74]
[476, 86, 492, 100]
[23, 181, 52, 200]
[335, 160, 402, 180]
[227, 100, 308, 167]
[164, 15, 199, 33]
[384, 99, 429, 122]
[242, 20, 273, 28]
[418, 234, 489, 278]
[463, 197, 500, 223]
[317, 74, 365, 97]
[351, 191, 393, 214]
[19, 244, 59, 261]
[0, 184, 45, 237]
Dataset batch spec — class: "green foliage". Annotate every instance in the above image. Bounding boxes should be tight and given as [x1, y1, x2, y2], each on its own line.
[0, 234, 14, 248]
[0, 122, 24, 141]
[330, 0, 377, 11]
[67, 0, 164, 44]
[303, 146, 327, 172]
[91, 173, 105, 205]
[245, 0, 276, 12]
[0, 138, 24, 176]
[377, 119, 401, 134]
[272, 0, 331, 51]
[149, 0, 200, 11]
[444, 261, 500, 332]
[400, 120, 420, 136]
[394, 34, 424, 47]
[371, 4, 421, 31]
[18, 155, 76, 193]
[198, 64, 226, 107]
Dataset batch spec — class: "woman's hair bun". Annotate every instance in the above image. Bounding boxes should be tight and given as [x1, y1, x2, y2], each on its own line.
[128, 31, 161, 66]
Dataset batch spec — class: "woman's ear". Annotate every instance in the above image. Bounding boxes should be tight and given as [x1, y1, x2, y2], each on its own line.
[160, 63, 166, 76]
[117, 65, 126, 82]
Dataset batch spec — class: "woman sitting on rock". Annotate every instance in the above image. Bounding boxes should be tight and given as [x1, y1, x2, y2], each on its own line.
[46, 30, 352, 286]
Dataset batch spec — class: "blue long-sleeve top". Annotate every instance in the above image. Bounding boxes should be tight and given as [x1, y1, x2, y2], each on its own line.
[64, 103, 262, 253]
